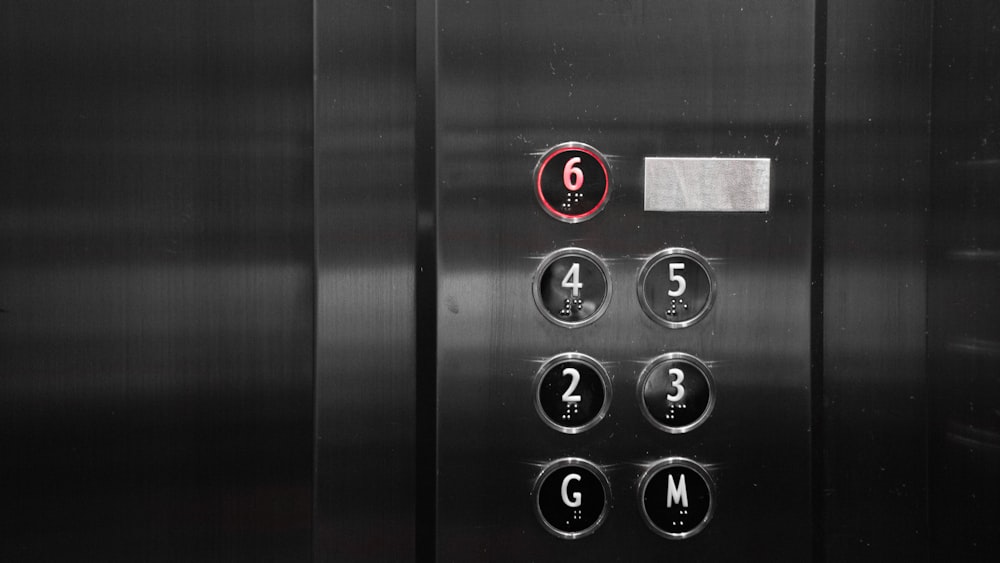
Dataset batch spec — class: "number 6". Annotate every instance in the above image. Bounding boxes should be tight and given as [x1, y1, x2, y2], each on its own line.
[563, 157, 584, 191]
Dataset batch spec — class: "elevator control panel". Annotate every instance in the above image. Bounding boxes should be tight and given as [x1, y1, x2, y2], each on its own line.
[529, 143, 724, 540]
[436, 6, 812, 558]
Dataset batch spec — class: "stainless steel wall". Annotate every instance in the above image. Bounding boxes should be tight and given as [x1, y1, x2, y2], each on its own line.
[314, 1, 419, 561]
[822, 1, 931, 559]
[928, 3, 1000, 561]
[0, 2, 314, 561]
[4, 1, 1000, 562]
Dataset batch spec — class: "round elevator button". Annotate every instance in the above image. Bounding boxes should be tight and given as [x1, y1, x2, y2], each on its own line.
[534, 142, 611, 223]
[637, 248, 716, 328]
[637, 353, 715, 434]
[533, 248, 611, 328]
[534, 353, 611, 434]
[638, 458, 715, 539]
[534, 458, 611, 539]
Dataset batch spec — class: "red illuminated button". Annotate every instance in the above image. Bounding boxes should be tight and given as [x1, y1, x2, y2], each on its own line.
[534, 142, 611, 222]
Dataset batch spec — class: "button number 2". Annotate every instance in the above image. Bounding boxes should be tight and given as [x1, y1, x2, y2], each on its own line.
[561, 367, 582, 403]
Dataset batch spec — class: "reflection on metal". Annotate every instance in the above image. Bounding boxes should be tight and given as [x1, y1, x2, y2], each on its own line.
[644, 157, 770, 212]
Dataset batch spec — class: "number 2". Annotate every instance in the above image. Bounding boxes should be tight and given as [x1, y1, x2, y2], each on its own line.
[667, 262, 686, 297]
[562, 262, 582, 297]
[561, 367, 582, 403]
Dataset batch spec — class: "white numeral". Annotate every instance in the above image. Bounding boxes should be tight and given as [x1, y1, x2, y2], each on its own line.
[562, 262, 583, 297]
[666, 367, 685, 402]
[667, 262, 686, 297]
[561, 367, 582, 403]
[563, 157, 584, 191]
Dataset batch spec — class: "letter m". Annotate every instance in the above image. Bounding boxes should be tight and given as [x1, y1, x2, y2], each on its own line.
[666, 473, 688, 508]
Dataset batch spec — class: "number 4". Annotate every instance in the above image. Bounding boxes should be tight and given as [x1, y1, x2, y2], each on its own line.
[562, 262, 583, 297]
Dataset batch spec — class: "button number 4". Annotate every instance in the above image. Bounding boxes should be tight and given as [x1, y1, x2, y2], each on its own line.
[562, 262, 583, 297]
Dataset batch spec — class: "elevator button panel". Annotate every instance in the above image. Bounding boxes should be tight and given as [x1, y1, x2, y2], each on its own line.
[637, 248, 716, 328]
[534, 353, 611, 434]
[638, 353, 715, 434]
[534, 458, 611, 539]
[534, 142, 611, 223]
[533, 248, 611, 328]
[638, 458, 715, 539]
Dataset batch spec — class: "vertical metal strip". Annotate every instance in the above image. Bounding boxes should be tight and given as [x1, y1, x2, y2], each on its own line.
[812, 1, 828, 561]
[314, 2, 419, 560]
[415, 0, 439, 560]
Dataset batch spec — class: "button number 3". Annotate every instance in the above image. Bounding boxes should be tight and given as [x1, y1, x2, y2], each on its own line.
[666, 367, 685, 402]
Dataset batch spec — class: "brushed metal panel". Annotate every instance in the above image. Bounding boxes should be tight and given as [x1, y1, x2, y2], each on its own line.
[644, 158, 770, 212]
[314, 1, 418, 561]
[823, 2, 931, 560]
[0, 2, 313, 561]
[928, 3, 1000, 560]
[436, 1, 814, 560]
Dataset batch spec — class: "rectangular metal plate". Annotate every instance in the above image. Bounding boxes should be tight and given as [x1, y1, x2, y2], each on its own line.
[644, 157, 771, 212]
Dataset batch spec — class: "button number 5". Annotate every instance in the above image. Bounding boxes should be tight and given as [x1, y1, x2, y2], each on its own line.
[667, 262, 686, 297]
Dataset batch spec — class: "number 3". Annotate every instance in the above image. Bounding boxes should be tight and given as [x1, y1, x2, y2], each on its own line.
[563, 157, 584, 191]
[666, 367, 685, 402]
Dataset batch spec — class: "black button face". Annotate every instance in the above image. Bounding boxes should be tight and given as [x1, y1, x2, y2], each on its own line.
[638, 353, 715, 434]
[534, 143, 610, 223]
[639, 458, 715, 539]
[534, 458, 610, 539]
[637, 248, 716, 328]
[535, 353, 611, 434]
[533, 248, 611, 328]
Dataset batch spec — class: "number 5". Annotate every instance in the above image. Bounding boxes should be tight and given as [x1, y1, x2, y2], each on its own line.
[667, 262, 686, 297]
